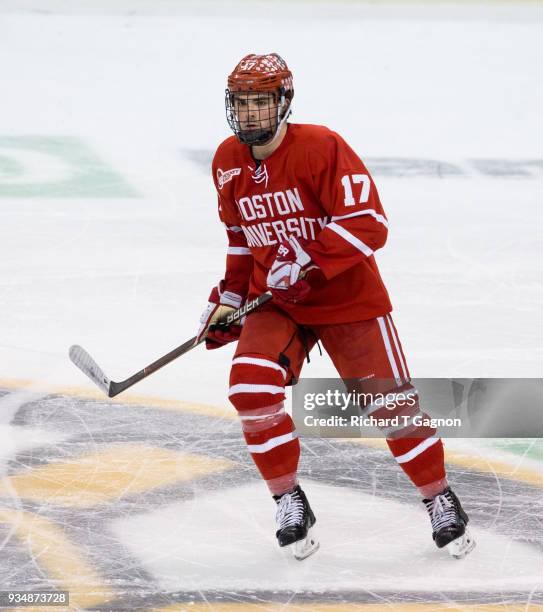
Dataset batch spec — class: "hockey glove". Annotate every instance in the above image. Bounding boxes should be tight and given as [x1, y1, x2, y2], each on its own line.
[197, 281, 244, 350]
[267, 236, 326, 305]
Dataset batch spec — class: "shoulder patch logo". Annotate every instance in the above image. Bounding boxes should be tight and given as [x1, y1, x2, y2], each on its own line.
[217, 167, 241, 189]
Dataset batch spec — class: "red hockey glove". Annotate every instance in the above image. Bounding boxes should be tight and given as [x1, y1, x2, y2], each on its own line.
[197, 281, 244, 350]
[266, 236, 326, 305]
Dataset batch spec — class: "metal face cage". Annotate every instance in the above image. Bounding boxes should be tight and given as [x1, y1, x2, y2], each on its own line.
[225, 89, 287, 146]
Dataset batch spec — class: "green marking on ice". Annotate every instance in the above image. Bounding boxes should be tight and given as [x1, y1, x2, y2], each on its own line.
[486, 439, 543, 464]
[0, 136, 139, 198]
[0, 154, 24, 180]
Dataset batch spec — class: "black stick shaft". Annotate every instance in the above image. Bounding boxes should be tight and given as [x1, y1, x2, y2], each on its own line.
[108, 292, 272, 397]
[109, 336, 199, 396]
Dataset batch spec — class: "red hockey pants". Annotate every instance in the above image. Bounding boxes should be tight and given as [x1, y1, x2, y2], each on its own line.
[228, 304, 446, 496]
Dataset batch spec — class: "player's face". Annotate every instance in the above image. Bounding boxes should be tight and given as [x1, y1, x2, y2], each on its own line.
[232, 91, 278, 133]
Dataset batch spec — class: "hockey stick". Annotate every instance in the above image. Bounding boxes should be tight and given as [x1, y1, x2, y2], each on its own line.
[69, 292, 273, 398]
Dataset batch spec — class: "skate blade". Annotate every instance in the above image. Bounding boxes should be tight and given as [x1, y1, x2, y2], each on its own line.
[285, 526, 320, 561]
[446, 528, 476, 559]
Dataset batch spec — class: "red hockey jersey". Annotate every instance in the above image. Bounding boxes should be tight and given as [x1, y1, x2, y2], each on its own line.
[212, 123, 392, 325]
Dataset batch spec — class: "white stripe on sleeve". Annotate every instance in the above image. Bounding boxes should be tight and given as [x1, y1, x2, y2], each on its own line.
[227, 246, 252, 255]
[327, 222, 374, 256]
[331, 209, 389, 228]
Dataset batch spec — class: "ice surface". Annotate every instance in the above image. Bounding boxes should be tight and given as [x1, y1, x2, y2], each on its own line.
[114, 480, 543, 593]
[1, 394, 542, 608]
[0, 0, 542, 609]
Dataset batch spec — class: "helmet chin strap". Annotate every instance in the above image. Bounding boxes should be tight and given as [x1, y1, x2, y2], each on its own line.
[266, 95, 292, 147]
[250, 96, 292, 149]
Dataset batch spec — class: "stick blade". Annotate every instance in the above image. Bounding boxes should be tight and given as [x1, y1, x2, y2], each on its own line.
[69, 344, 112, 396]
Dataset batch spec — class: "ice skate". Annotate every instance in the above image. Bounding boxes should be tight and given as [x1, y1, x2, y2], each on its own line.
[274, 485, 319, 560]
[423, 487, 476, 559]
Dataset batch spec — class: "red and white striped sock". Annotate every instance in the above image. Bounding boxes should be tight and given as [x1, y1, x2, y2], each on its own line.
[387, 435, 447, 495]
[229, 353, 300, 495]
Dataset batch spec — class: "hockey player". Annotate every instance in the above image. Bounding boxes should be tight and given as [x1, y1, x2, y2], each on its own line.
[197, 53, 475, 560]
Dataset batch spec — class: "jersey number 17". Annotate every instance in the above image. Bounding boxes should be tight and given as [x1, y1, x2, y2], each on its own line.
[341, 174, 370, 206]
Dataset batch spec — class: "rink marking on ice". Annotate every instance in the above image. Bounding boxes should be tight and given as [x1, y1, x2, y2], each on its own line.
[2, 381, 543, 607]
[2, 379, 542, 490]
[0, 135, 138, 198]
[186, 149, 543, 179]
[0, 445, 234, 508]
[0, 508, 114, 609]
[0, 376, 237, 419]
